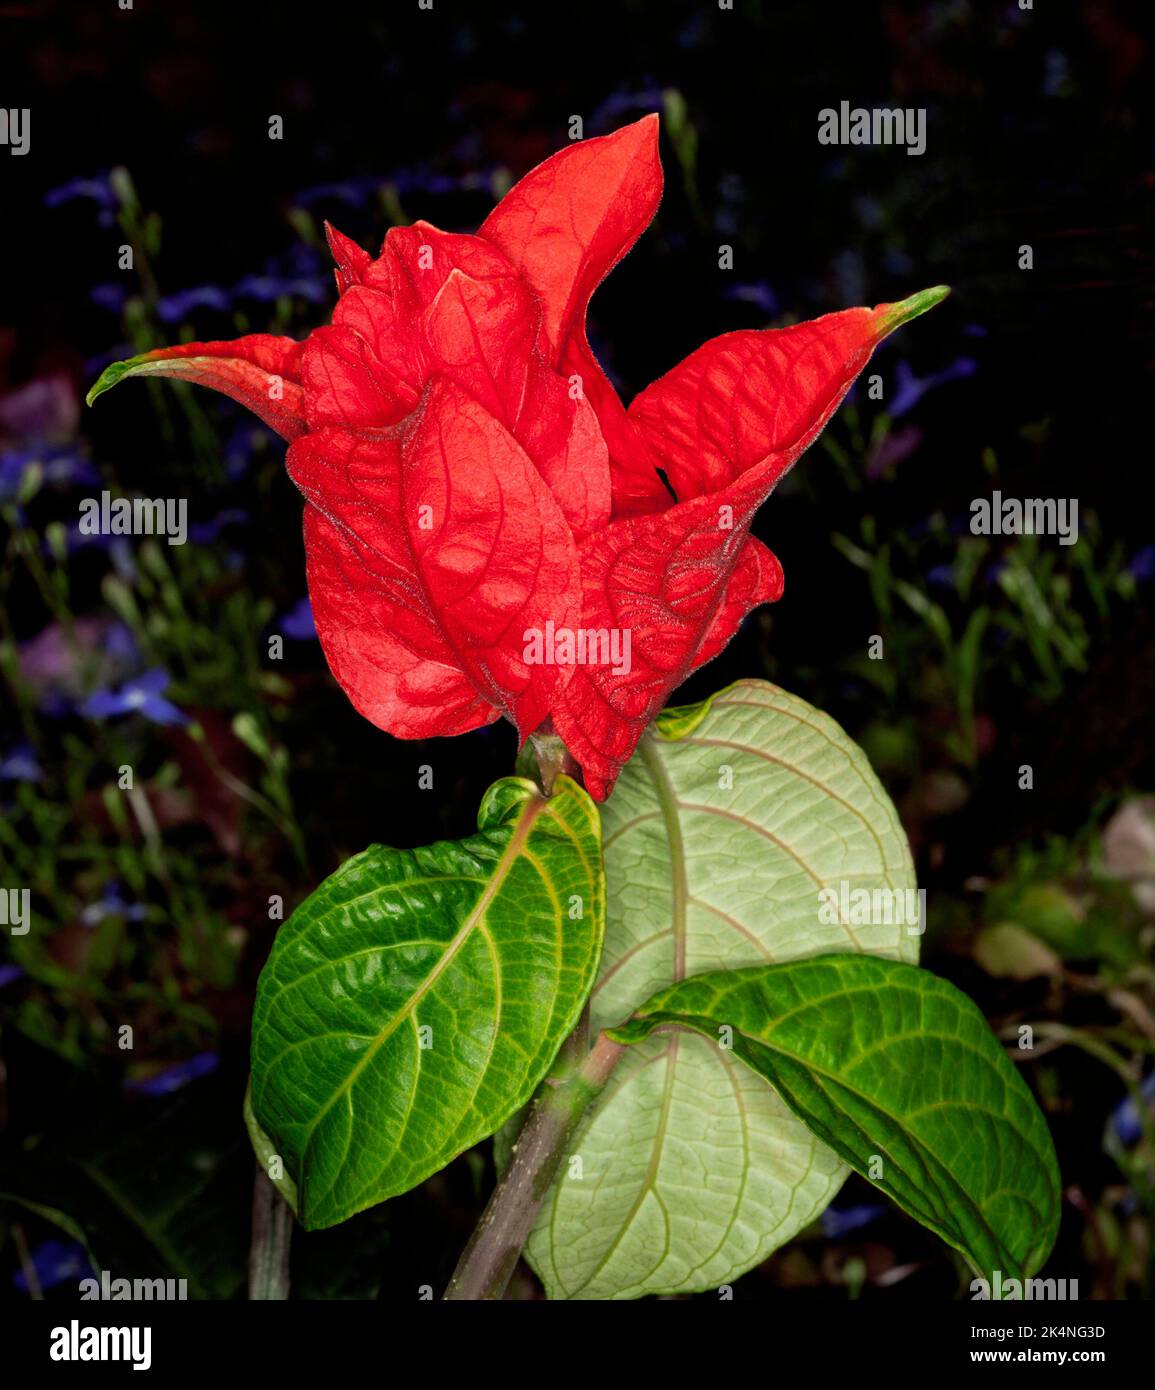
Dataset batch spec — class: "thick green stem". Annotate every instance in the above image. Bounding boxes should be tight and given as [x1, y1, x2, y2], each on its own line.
[444, 1031, 625, 1300]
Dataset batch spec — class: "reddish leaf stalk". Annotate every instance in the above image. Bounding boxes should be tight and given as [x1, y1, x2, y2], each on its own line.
[444, 1030, 625, 1300]
[248, 1164, 293, 1300]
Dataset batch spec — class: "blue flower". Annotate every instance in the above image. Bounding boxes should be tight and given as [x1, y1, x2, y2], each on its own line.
[44, 174, 116, 212]
[12, 1238, 94, 1293]
[821, 1201, 886, 1240]
[1, 445, 101, 496]
[889, 357, 977, 419]
[126, 1052, 219, 1096]
[1127, 546, 1155, 584]
[0, 451, 28, 504]
[589, 83, 665, 133]
[723, 282, 779, 317]
[81, 882, 149, 928]
[0, 964, 26, 988]
[90, 283, 129, 313]
[222, 423, 277, 481]
[0, 743, 41, 781]
[280, 597, 317, 641]
[1109, 1072, 1155, 1147]
[187, 508, 248, 544]
[156, 286, 231, 323]
[292, 177, 384, 209]
[81, 668, 190, 727]
[231, 273, 328, 305]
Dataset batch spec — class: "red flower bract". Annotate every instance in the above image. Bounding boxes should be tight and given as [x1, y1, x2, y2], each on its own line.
[89, 116, 947, 800]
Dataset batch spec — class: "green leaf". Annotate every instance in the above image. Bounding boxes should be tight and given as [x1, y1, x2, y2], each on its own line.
[250, 775, 604, 1230]
[243, 1080, 299, 1216]
[526, 679, 919, 1299]
[609, 955, 1061, 1280]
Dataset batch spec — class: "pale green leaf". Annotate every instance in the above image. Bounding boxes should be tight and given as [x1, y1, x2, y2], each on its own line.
[527, 679, 919, 1298]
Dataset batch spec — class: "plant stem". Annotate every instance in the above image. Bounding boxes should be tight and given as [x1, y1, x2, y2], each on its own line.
[529, 723, 580, 796]
[248, 1163, 293, 1300]
[444, 1031, 626, 1300]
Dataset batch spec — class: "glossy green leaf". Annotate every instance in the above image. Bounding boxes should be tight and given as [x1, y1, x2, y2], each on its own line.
[609, 955, 1061, 1280]
[250, 775, 603, 1229]
[526, 679, 919, 1298]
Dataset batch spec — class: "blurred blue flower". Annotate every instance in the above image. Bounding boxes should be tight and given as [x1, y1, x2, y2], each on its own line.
[723, 282, 779, 317]
[105, 622, 139, 662]
[821, 1201, 886, 1240]
[45, 174, 117, 233]
[126, 1052, 219, 1096]
[1109, 1072, 1155, 1147]
[0, 964, 25, 988]
[222, 422, 277, 481]
[391, 168, 470, 198]
[1, 445, 101, 497]
[84, 342, 135, 375]
[1127, 545, 1155, 584]
[590, 83, 664, 133]
[889, 357, 977, 419]
[925, 563, 957, 589]
[12, 1239, 94, 1293]
[81, 881, 148, 928]
[156, 286, 231, 323]
[90, 283, 129, 314]
[232, 272, 327, 305]
[292, 176, 385, 208]
[0, 743, 41, 781]
[187, 507, 248, 544]
[81, 668, 190, 727]
[280, 596, 317, 641]
[45, 173, 116, 210]
[0, 452, 28, 504]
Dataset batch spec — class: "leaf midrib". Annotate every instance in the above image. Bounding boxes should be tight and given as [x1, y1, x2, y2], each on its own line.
[638, 1008, 1049, 1272]
[290, 794, 546, 1171]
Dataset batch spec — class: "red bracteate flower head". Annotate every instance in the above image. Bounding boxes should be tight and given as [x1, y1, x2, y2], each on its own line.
[90, 116, 947, 800]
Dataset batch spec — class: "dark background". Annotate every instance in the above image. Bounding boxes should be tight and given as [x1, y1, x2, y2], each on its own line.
[1, 0, 1153, 1300]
